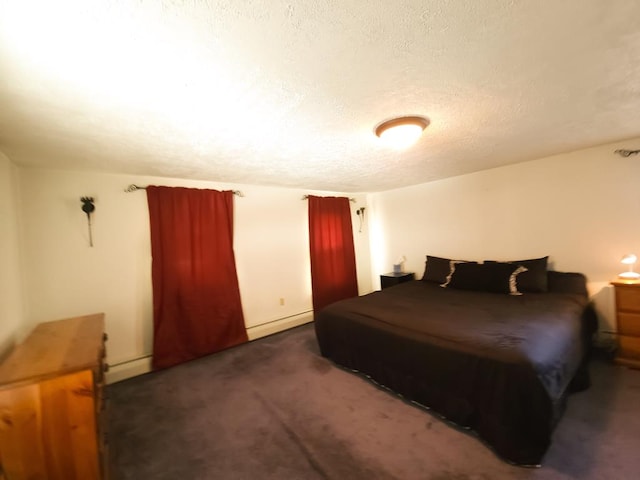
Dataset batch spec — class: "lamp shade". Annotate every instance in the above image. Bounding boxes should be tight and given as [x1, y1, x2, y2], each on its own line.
[619, 253, 640, 279]
[621, 253, 637, 265]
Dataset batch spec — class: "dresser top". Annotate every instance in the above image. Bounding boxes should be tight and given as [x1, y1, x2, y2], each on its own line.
[0, 313, 105, 386]
[611, 279, 640, 287]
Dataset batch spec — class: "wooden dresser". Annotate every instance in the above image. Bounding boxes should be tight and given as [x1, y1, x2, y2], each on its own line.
[611, 281, 640, 369]
[0, 314, 108, 480]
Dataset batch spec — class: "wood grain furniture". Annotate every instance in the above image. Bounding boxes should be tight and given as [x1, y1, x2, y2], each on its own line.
[0, 313, 108, 480]
[611, 280, 640, 369]
[380, 272, 415, 289]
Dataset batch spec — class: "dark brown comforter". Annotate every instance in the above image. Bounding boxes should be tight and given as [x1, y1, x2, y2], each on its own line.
[314, 274, 596, 465]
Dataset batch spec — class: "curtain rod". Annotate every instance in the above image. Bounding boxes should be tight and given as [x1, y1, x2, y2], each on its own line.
[301, 194, 356, 202]
[125, 184, 244, 197]
[614, 149, 640, 157]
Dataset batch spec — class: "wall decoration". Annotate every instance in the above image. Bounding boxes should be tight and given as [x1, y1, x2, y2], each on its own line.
[81, 196, 95, 247]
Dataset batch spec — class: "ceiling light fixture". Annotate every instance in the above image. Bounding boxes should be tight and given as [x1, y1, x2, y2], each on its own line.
[375, 116, 430, 149]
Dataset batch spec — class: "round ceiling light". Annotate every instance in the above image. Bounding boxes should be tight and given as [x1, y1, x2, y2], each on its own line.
[374, 116, 430, 149]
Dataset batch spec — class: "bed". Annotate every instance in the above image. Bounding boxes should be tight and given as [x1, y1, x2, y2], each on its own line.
[314, 256, 597, 466]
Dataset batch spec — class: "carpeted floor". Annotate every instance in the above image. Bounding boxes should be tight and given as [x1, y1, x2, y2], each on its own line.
[108, 323, 640, 480]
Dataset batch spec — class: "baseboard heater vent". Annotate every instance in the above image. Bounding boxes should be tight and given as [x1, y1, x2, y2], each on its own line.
[246, 310, 313, 341]
[106, 311, 314, 384]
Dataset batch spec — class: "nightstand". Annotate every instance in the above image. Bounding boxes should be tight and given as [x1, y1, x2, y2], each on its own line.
[380, 272, 415, 289]
[611, 280, 640, 369]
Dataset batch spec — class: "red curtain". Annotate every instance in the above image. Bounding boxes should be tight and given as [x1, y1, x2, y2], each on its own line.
[146, 186, 248, 370]
[308, 195, 359, 312]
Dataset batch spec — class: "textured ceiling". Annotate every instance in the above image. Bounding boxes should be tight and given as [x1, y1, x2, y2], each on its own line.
[0, 0, 639, 192]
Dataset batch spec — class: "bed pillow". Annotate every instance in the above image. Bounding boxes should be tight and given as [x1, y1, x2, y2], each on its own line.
[484, 256, 549, 293]
[547, 270, 588, 296]
[422, 255, 476, 285]
[447, 262, 528, 295]
[422, 255, 452, 284]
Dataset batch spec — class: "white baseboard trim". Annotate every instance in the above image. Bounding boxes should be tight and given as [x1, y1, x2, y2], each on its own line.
[246, 311, 313, 341]
[106, 311, 314, 384]
[105, 356, 152, 384]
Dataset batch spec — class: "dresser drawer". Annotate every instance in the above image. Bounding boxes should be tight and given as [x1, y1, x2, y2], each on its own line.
[618, 335, 640, 360]
[616, 287, 640, 312]
[617, 312, 640, 337]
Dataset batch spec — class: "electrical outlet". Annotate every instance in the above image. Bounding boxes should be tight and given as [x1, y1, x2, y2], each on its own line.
[279, 298, 285, 306]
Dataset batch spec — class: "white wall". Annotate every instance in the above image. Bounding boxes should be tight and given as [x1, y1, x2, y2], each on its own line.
[0, 153, 25, 359]
[368, 138, 640, 335]
[17, 168, 371, 379]
[14, 137, 636, 376]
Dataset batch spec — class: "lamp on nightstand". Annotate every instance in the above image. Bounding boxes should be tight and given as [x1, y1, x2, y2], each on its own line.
[619, 253, 640, 280]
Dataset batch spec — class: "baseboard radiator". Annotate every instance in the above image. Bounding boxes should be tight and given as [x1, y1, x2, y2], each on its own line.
[105, 311, 314, 384]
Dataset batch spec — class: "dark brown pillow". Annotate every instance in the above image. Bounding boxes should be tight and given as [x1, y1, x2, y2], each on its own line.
[422, 255, 477, 285]
[485, 256, 548, 293]
[547, 271, 588, 296]
[447, 262, 527, 295]
[422, 255, 453, 284]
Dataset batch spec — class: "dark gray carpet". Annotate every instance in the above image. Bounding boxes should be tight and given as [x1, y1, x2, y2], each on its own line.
[108, 324, 640, 480]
